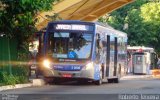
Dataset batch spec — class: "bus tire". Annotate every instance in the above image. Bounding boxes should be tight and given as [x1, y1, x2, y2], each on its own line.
[94, 71, 102, 85]
[114, 78, 119, 83]
[44, 77, 53, 84]
[95, 79, 102, 85]
[54, 79, 61, 85]
[108, 78, 119, 83]
[108, 79, 113, 83]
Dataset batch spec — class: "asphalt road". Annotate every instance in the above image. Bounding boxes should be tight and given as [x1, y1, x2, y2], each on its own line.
[0, 76, 160, 100]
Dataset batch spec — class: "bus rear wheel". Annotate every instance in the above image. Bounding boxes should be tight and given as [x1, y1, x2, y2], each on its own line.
[108, 78, 119, 83]
[114, 78, 119, 83]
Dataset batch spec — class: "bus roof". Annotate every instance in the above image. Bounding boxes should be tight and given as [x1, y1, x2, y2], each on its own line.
[95, 22, 127, 37]
[48, 20, 95, 25]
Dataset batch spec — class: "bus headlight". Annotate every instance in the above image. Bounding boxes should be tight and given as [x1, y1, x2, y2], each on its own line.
[83, 62, 93, 70]
[43, 59, 51, 69]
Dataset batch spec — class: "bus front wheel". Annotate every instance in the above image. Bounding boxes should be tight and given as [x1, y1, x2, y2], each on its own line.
[94, 71, 102, 85]
[44, 77, 53, 84]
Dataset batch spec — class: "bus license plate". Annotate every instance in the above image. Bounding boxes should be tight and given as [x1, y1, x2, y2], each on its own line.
[62, 74, 72, 78]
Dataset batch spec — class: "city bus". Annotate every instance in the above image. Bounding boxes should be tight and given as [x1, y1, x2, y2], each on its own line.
[39, 20, 127, 85]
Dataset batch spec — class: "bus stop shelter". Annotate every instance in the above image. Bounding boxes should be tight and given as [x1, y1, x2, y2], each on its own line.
[35, 0, 134, 30]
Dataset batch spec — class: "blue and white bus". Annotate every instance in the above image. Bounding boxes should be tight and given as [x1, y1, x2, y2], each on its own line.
[39, 20, 127, 85]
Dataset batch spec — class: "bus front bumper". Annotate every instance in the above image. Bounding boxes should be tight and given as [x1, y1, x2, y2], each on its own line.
[42, 68, 94, 80]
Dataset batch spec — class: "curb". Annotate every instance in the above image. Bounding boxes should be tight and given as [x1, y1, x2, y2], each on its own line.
[121, 75, 153, 80]
[152, 75, 160, 79]
[0, 83, 32, 92]
[0, 79, 45, 92]
[31, 79, 45, 86]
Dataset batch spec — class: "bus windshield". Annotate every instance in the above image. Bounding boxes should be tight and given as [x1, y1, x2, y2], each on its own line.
[48, 32, 93, 59]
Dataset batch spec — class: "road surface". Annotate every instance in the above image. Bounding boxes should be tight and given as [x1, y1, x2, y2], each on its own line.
[0, 75, 160, 100]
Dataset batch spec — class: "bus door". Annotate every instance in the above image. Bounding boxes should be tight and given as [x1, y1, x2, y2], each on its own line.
[106, 35, 110, 77]
[105, 36, 118, 77]
[114, 37, 118, 76]
[109, 35, 115, 77]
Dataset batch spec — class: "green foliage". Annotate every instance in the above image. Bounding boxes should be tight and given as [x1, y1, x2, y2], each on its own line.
[141, 2, 160, 23]
[126, 8, 147, 45]
[98, 0, 160, 54]
[0, 0, 57, 49]
[0, 72, 18, 85]
[139, 2, 160, 51]
[98, 0, 149, 31]
[0, 66, 29, 85]
[0, 0, 60, 86]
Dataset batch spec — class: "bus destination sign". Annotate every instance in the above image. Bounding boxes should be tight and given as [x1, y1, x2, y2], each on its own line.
[53, 24, 93, 31]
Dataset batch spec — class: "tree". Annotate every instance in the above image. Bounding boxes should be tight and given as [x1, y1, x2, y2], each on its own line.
[0, 0, 58, 49]
[0, 0, 59, 83]
[140, 2, 160, 54]
[98, 0, 160, 54]
[99, 0, 149, 31]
